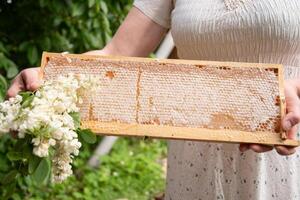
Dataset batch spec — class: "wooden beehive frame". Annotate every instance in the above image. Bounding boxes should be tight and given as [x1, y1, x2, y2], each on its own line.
[40, 52, 300, 147]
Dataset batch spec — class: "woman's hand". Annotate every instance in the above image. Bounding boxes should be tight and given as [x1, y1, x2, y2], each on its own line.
[239, 79, 300, 155]
[6, 67, 41, 98]
[6, 67, 41, 138]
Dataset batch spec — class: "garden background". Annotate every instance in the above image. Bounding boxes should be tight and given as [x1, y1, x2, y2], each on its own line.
[0, 0, 167, 199]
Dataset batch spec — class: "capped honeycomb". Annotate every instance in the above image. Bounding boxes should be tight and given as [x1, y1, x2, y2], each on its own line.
[41, 52, 299, 146]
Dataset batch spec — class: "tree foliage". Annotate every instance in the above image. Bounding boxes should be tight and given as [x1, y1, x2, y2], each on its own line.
[0, 0, 132, 101]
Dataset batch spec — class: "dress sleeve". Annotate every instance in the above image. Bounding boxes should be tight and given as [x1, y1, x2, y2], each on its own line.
[133, 0, 173, 28]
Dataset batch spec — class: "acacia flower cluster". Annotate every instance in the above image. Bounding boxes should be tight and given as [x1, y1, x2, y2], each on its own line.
[0, 73, 99, 183]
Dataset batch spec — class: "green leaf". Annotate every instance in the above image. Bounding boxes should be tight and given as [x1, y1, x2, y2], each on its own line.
[0, 42, 8, 54]
[40, 37, 51, 50]
[48, 146, 55, 157]
[22, 95, 34, 108]
[0, 92, 4, 102]
[78, 129, 96, 144]
[0, 155, 10, 171]
[29, 124, 54, 138]
[28, 155, 42, 174]
[6, 64, 18, 78]
[22, 145, 32, 159]
[3, 180, 16, 200]
[53, 18, 62, 27]
[104, 32, 111, 43]
[19, 91, 34, 108]
[69, 112, 81, 129]
[0, 53, 18, 78]
[101, 14, 110, 31]
[11, 193, 21, 200]
[88, 0, 95, 8]
[52, 33, 73, 50]
[7, 152, 24, 161]
[72, 3, 85, 17]
[100, 1, 108, 14]
[27, 45, 38, 65]
[19, 162, 29, 176]
[19, 41, 30, 52]
[14, 137, 28, 151]
[92, 18, 101, 28]
[0, 74, 7, 86]
[1, 170, 18, 184]
[19, 91, 32, 99]
[31, 158, 50, 184]
[7, 144, 31, 161]
[39, 0, 46, 8]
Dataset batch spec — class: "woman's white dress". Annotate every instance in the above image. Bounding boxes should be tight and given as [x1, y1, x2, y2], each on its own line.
[134, 0, 300, 199]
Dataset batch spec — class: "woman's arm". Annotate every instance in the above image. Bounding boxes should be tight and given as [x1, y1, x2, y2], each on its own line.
[6, 7, 167, 98]
[86, 7, 167, 57]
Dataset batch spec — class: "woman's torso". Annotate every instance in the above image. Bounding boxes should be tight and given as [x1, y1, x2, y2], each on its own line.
[166, 0, 300, 200]
[171, 0, 300, 71]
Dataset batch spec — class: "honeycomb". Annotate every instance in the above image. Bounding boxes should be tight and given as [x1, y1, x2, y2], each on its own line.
[41, 53, 288, 144]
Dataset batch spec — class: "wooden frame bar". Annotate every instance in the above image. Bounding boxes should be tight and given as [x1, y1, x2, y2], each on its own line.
[40, 52, 300, 147]
[81, 121, 299, 146]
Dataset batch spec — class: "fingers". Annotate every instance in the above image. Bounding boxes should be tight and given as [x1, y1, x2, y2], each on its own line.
[276, 82, 300, 156]
[275, 125, 297, 156]
[269, 81, 300, 156]
[242, 144, 296, 155]
[6, 74, 25, 98]
[239, 144, 250, 152]
[275, 146, 296, 155]
[282, 108, 300, 140]
[283, 83, 300, 132]
[282, 110, 300, 134]
[6, 68, 41, 98]
[239, 144, 273, 153]
[21, 68, 41, 91]
[249, 144, 273, 153]
[285, 123, 298, 140]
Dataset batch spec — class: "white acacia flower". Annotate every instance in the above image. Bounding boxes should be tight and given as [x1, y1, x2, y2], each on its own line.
[33, 142, 50, 157]
[0, 73, 99, 183]
[52, 128, 64, 140]
[32, 137, 41, 146]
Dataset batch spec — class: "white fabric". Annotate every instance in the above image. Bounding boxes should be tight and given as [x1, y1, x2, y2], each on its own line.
[134, 0, 173, 28]
[134, 0, 300, 199]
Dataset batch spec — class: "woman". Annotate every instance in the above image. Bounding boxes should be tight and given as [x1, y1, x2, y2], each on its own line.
[7, 0, 300, 199]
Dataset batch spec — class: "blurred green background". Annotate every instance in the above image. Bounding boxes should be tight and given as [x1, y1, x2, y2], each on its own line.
[0, 0, 167, 199]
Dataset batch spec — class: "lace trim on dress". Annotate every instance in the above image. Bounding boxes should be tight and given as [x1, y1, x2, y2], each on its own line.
[224, 0, 246, 10]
